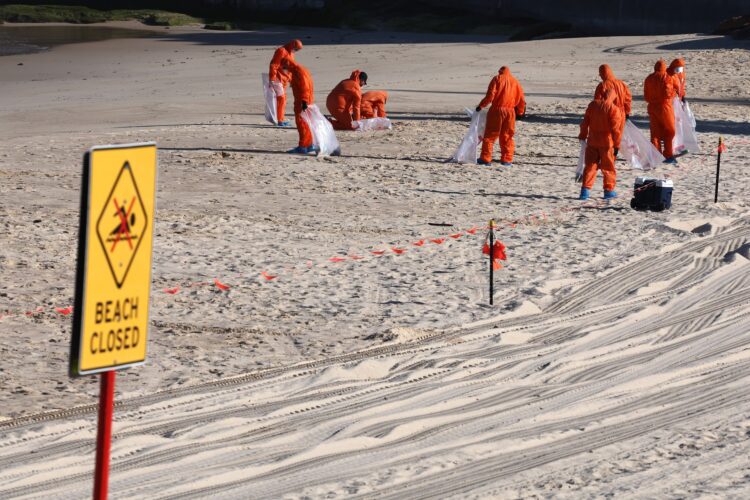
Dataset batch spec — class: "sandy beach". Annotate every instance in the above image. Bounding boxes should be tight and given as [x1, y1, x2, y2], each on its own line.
[1, 22, 749, 497]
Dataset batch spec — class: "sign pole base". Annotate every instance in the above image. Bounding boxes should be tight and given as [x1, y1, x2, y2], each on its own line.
[94, 370, 116, 500]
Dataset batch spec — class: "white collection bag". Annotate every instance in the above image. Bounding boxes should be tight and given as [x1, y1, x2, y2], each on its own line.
[575, 139, 587, 181]
[451, 109, 488, 163]
[261, 72, 277, 125]
[354, 117, 392, 131]
[685, 99, 696, 129]
[301, 104, 341, 157]
[672, 97, 700, 154]
[621, 119, 664, 170]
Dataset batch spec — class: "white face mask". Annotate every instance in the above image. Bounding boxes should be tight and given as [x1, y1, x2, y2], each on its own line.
[674, 66, 684, 73]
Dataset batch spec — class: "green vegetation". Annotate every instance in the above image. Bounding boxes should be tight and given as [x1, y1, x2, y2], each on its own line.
[0, 5, 201, 26]
[0, 2, 569, 40]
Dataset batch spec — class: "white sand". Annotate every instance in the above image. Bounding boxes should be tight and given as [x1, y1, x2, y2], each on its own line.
[1, 23, 750, 498]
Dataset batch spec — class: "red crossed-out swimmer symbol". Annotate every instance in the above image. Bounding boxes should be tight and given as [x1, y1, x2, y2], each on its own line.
[110, 196, 136, 252]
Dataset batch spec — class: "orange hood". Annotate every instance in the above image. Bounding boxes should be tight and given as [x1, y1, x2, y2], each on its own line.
[285, 39, 303, 52]
[654, 60, 667, 73]
[667, 58, 685, 75]
[599, 64, 615, 81]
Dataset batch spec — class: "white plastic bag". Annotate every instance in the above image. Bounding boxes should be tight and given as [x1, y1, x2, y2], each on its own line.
[261, 72, 277, 125]
[621, 119, 664, 170]
[354, 117, 392, 131]
[451, 109, 488, 163]
[685, 99, 696, 129]
[575, 139, 587, 181]
[673, 98, 700, 154]
[301, 104, 341, 157]
[672, 97, 686, 154]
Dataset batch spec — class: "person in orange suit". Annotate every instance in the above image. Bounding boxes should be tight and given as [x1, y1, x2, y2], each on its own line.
[667, 58, 686, 101]
[283, 58, 315, 154]
[360, 90, 388, 119]
[578, 89, 622, 200]
[594, 64, 632, 145]
[268, 39, 303, 127]
[475, 66, 526, 166]
[644, 59, 678, 163]
[326, 70, 368, 130]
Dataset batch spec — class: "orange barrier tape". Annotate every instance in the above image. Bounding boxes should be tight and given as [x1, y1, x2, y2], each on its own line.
[0, 151, 717, 322]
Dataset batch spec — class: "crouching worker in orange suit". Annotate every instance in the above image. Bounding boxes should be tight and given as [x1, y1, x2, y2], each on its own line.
[667, 58, 687, 101]
[360, 90, 388, 119]
[326, 70, 367, 130]
[283, 59, 316, 154]
[578, 89, 622, 201]
[644, 59, 678, 164]
[475, 66, 526, 166]
[269, 39, 303, 127]
[594, 64, 631, 145]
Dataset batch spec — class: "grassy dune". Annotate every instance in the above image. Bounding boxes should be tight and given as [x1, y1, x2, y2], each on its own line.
[0, 5, 201, 26]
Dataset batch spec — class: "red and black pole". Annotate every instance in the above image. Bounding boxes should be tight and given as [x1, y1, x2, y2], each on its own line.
[93, 370, 116, 500]
[714, 136, 725, 203]
[488, 219, 496, 305]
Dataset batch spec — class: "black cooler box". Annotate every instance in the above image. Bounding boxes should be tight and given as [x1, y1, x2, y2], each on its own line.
[630, 176, 673, 211]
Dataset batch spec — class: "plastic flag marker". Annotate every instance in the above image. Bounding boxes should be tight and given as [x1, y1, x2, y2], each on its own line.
[214, 279, 230, 291]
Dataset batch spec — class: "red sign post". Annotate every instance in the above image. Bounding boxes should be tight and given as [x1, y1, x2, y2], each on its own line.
[94, 371, 116, 500]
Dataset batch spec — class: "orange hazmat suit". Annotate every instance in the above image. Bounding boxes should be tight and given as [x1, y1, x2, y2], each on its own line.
[667, 58, 686, 100]
[326, 70, 364, 131]
[644, 60, 677, 159]
[578, 89, 622, 192]
[285, 59, 315, 148]
[594, 64, 632, 137]
[477, 67, 526, 164]
[269, 39, 302, 82]
[360, 90, 388, 119]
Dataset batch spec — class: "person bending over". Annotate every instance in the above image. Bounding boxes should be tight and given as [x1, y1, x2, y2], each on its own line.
[326, 70, 368, 130]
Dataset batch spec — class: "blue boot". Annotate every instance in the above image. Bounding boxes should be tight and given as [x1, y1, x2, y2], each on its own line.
[477, 159, 491, 166]
[579, 187, 591, 200]
[603, 190, 618, 199]
[287, 146, 310, 154]
[663, 157, 678, 164]
[500, 161, 513, 167]
[278, 121, 290, 127]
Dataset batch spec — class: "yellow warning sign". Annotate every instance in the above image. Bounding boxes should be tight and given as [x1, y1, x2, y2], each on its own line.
[70, 143, 157, 376]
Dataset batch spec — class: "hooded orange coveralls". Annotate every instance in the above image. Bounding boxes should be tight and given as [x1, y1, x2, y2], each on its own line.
[360, 91, 388, 119]
[594, 64, 632, 137]
[285, 59, 315, 148]
[477, 67, 526, 164]
[326, 70, 363, 131]
[667, 58, 686, 100]
[269, 40, 303, 123]
[579, 90, 622, 192]
[644, 60, 677, 159]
